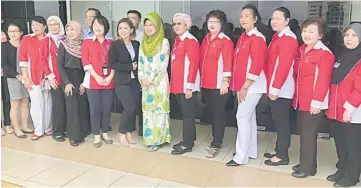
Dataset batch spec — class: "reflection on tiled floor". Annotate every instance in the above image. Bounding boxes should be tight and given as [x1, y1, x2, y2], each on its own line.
[1, 148, 193, 187]
[99, 114, 338, 179]
[2, 113, 359, 187]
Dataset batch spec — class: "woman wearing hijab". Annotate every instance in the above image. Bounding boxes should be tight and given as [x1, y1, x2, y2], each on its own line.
[327, 23, 361, 187]
[138, 12, 171, 152]
[57, 20, 90, 147]
[41, 15, 67, 142]
[19, 16, 54, 140]
[170, 13, 200, 155]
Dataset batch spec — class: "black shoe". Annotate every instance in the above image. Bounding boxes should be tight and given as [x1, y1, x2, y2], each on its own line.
[292, 171, 316, 178]
[264, 153, 276, 158]
[292, 164, 300, 171]
[226, 160, 241, 167]
[53, 135, 65, 142]
[173, 141, 194, 149]
[63, 132, 68, 138]
[334, 177, 358, 187]
[171, 146, 192, 155]
[264, 158, 289, 166]
[138, 128, 143, 136]
[69, 139, 85, 147]
[327, 170, 344, 182]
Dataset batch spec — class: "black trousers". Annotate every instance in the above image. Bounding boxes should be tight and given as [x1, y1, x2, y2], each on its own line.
[115, 80, 138, 134]
[176, 93, 197, 148]
[269, 98, 292, 160]
[298, 110, 325, 175]
[51, 87, 66, 137]
[132, 80, 143, 131]
[87, 89, 113, 135]
[202, 88, 229, 148]
[1, 77, 11, 126]
[331, 120, 361, 184]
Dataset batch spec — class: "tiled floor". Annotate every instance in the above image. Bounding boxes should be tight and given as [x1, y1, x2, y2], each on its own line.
[1, 113, 359, 187]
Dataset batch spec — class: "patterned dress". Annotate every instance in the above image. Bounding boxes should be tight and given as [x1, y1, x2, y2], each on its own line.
[138, 38, 171, 146]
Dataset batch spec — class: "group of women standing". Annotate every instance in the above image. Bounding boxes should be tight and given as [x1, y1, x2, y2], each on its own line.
[219, 4, 360, 187]
[1, 4, 361, 187]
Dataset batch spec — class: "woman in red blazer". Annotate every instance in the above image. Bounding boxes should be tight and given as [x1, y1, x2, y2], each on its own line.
[226, 4, 267, 167]
[199, 10, 234, 158]
[170, 13, 200, 155]
[292, 17, 335, 178]
[264, 7, 299, 167]
[327, 23, 361, 187]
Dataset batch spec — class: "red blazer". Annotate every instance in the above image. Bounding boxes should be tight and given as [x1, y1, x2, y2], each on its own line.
[81, 37, 114, 89]
[328, 61, 361, 123]
[19, 34, 52, 85]
[292, 40, 335, 111]
[200, 32, 234, 89]
[267, 26, 299, 99]
[170, 31, 200, 94]
[40, 37, 61, 86]
[230, 27, 267, 93]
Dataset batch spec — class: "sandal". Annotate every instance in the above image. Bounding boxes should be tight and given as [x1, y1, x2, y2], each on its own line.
[206, 147, 220, 158]
[148, 145, 162, 152]
[31, 134, 42, 141]
[45, 130, 53, 136]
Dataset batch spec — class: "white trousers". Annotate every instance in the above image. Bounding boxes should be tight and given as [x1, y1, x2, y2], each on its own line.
[233, 93, 262, 164]
[28, 85, 52, 136]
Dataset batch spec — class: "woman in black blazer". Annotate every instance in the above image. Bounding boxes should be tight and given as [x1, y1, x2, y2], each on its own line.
[109, 18, 140, 147]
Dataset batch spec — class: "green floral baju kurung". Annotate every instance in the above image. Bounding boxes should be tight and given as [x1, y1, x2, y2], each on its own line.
[138, 38, 171, 146]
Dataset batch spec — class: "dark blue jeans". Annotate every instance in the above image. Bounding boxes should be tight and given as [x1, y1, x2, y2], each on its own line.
[87, 89, 113, 135]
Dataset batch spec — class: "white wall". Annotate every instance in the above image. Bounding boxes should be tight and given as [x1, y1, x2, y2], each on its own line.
[70, 1, 113, 34]
[111, 1, 156, 36]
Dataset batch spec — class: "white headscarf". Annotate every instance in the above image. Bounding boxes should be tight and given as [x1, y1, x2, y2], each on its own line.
[47, 15, 65, 46]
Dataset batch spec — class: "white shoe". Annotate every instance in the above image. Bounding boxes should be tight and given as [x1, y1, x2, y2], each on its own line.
[1, 128, 6, 136]
[5, 126, 14, 134]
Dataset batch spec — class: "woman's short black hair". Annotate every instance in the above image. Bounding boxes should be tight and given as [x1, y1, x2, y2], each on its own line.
[7, 23, 23, 32]
[91, 15, 110, 36]
[206, 10, 227, 26]
[274, 7, 291, 20]
[242, 4, 262, 26]
[31, 16, 46, 26]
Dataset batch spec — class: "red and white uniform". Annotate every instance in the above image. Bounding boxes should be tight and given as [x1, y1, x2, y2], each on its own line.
[40, 36, 61, 86]
[328, 61, 361, 123]
[19, 33, 53, 136]
[230, 27, 268, 165]
[230, 27, 267, 93]
[267, 26, 299, 98]
[170, 31, 200, 94]
[19, 33, 53, 85]
[292, 40, 335, 111]
[200, 32, 234, 89]
[81, 36, 114, 89]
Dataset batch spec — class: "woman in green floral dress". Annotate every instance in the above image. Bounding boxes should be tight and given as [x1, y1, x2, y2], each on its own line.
[138, 12, 171, 151]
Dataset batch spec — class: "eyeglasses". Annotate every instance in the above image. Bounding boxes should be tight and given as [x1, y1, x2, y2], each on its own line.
[207, 20, 221, 24]
[172, 22, 182, 27]
[8, 30, 20, 34]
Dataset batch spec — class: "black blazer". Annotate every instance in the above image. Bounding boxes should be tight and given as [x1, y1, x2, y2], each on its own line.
[108, 40, 140, 85]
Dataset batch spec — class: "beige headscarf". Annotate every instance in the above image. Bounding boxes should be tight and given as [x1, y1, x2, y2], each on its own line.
[60, 20, 83, 58]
